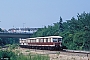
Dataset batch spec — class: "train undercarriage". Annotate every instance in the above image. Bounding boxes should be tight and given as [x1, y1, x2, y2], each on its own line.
[19, 45, 63, 51]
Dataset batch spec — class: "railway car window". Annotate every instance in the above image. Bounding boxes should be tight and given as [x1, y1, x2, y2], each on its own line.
[46, 38, 48, 42]
[49, 38, 51, 42]
[42, 38, 44, 42]
[31, 39, 36, 42]
[35, 40, 36, 42]
[39, 39, 44, 42]
[30, 40, 31, 42]
[33, 40, 36, 42]
[31, 40, 32, 42]
[39, 39, 42, 42]
[25, 40, 26, 43]
[58, 38, 62, 42]
[39, 39, 40, 42]
[53, 38, 58, 42]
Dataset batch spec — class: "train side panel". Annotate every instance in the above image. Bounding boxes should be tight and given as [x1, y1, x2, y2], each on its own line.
[19, 36, 63, 50]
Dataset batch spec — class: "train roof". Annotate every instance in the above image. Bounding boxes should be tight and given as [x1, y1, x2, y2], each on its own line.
[48, 36, 62, 38]
[27, 36, 62, 39]
[20, 36, 62, 40]
[26, 37, 37, 39]
[39, 36, 62, 38]
[20, 38, 27, 40]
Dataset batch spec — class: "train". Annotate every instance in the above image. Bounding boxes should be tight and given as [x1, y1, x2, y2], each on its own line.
[19, 36, 64, 50]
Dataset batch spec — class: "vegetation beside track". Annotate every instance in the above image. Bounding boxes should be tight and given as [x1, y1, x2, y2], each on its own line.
[0, 45, 50, 60]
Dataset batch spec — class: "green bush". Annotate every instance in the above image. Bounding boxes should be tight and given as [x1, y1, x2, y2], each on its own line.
[0, 50, 17, 60]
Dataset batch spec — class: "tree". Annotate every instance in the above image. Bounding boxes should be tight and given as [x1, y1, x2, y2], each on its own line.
[59, 16, 63, 32]
[0, 28, 4, 32]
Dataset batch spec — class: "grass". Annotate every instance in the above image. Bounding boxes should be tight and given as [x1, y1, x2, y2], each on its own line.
[16, 53, 49, 60]
[25, 50, 30, 52]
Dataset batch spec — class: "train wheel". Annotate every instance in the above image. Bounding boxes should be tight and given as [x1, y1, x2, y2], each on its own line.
[60, 47, 63, 50]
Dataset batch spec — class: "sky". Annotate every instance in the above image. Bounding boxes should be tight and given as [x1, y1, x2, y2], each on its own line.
[0, 0, 90, 30]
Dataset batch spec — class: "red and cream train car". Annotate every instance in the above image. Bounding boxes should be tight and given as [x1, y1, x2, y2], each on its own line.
[19, 36, 63, 50]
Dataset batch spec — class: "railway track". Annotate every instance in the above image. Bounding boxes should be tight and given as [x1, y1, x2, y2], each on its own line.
[61, 49, 90, 57]
[63, 49, 90, 54]
[22, 48, 90, 57]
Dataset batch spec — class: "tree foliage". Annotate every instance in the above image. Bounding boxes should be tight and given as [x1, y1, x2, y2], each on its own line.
[0, 38, 19, 46]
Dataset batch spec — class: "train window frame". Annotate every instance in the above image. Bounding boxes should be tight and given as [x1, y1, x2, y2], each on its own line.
[53, 38, 58, 42]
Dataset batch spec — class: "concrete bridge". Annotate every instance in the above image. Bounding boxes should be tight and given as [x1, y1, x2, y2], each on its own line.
[0, 32, 33, 38]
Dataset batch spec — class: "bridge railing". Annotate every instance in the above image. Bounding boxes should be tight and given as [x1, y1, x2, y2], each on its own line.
[0, 32, 33, 34]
